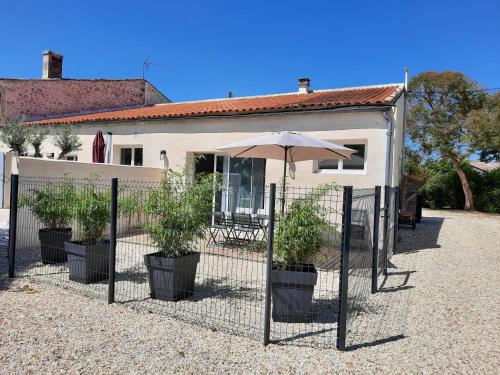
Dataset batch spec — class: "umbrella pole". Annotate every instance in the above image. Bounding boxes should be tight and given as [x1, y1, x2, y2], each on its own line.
[281, 147, 288, 213]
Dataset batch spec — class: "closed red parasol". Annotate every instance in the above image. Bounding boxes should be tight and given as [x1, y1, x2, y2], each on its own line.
[92, 130, 105, 163]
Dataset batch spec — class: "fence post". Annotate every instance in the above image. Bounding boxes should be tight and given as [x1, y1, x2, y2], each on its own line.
[382, 185, 390, 276]
[8, 174, 19, 278]
[263, 183, 276, 346]
[393, 187, 400, 255]
[108, 178, 118, 304]
[337, 186, 353, 351]
[371, 186, 381, 294]
[416, 193, 423, 223]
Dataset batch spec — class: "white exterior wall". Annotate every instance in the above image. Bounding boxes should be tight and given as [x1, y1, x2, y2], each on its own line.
[1, 101, 405, 189]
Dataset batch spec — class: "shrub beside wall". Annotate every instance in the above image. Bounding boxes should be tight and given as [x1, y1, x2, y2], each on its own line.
[422, 161, 500, 213]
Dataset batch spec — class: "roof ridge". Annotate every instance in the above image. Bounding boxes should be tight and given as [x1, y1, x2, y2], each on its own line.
[155, 83, 404, 106]
[26, 83, 404, 126]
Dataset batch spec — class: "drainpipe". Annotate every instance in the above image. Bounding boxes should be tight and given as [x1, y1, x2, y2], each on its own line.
[383, 111, 393, 187]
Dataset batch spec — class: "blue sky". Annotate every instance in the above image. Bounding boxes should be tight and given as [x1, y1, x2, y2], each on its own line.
[2, 0, 499, 102]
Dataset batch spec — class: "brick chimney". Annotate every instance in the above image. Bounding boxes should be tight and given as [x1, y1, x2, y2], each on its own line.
[298, 77, 311, 93]
[42, 50, 63, 79]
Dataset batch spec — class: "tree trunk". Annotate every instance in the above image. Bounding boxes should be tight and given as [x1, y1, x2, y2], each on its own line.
[452, 159, 475, 211]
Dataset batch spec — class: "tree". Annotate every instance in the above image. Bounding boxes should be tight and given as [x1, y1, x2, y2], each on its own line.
[465, 92, 500, 162]
[27, 125, 49, 157]
[0, 121, 30, 155]
[404, 147, 429, 182]
[407, 71, 487, 211]
[53, 126, 82, 159]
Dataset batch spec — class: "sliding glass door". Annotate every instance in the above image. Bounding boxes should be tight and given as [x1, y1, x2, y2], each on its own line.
[194, 153, 266, 214]
[222, 156, 266, 213]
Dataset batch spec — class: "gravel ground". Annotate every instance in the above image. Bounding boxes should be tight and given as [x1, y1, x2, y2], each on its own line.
[11, 234, 340, 347]
[1, 209, 499, 374]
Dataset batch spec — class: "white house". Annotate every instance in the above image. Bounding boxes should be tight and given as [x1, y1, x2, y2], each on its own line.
[19, 78, 405, 211]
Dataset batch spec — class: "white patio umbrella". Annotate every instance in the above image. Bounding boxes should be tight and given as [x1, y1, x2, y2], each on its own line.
[104, 132, 112, 164]
[217, 131, 356, 210]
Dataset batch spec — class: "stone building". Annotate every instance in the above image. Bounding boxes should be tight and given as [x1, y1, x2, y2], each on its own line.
[0, 50, 169, 124]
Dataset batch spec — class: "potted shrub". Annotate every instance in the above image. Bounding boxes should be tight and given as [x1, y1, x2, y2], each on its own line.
[272, 183, 337, 322]
[19, 177, 76, 264]
[143, 170, 218, 301]
[64, 179, 111, 284]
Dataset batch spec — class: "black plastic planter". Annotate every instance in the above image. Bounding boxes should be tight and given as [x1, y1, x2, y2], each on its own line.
[144, 252, 200, 302]
[271, 264, 318, 323]
[64, 240, 110, 284]
[39, 228, 72, 264]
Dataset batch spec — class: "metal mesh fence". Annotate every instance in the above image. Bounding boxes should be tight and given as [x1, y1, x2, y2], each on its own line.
[14, 176, 111, 299]
[10, 175, 385, 350]
[270, 184, 343, 347]
[344, 188, 376, 347]
[113, 179, 269, 341]
[386, 187, 397, 262]
[11, 176, 345, 347]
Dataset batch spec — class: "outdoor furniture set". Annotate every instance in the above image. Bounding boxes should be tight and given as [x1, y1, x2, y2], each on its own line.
[208, 211, 268, 246]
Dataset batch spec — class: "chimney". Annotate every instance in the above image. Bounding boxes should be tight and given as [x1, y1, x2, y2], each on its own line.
[298, 77, 311, 93]
[42, 50, 63, 79]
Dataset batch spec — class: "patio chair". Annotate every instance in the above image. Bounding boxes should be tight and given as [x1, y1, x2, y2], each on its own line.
[232, 213, 259, 243]
[252, 211, 269, 239]
[208, 211, 233, 246]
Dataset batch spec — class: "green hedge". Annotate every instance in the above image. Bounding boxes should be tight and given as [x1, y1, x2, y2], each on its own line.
[422, 161, 500, 213]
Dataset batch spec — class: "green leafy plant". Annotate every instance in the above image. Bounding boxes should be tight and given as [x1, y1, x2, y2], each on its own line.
[0, 121, 30, 155]
[53, 125, 82, 159]
[144, 170, 220, 257]
[19, 177, 77, 229]
[74, 178, 111, 244]
[274, 183, 339, 270]
[28, 125, 49, 157]
[118, 189, 144, 227]
[421, 159, 500, 213]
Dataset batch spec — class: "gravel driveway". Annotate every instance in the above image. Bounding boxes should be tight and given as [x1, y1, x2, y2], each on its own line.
[1, 209, 499, 374]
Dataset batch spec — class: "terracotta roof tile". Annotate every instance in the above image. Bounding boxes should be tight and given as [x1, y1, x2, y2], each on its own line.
[28, 84, 403, 125]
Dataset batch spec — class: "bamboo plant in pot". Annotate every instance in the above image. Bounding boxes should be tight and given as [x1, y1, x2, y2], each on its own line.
[143, 170, 218, 302]
[272, 183, 337, 322]
[64, 179, 111, 284]
[19, 177, 76, 264]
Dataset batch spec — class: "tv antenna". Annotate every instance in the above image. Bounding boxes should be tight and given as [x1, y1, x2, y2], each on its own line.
[142, 57, 152, 79]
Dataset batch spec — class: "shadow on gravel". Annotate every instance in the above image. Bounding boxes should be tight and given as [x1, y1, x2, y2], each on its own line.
[273, 326, 337, 345]
[345, 334, 406, 351]
[395, 216, 444, 254]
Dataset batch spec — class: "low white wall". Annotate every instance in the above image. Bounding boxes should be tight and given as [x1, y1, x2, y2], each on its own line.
[3, 156, 166, 208]
[17, 157, 166, 181]
[12, 158, 163, 250]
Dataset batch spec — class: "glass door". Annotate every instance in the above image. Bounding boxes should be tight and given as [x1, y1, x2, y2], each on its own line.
[194, 153, 266, 214]
[221, 156, 266, 213]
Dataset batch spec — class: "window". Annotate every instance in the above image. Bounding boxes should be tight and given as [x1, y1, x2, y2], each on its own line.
[317, 143, 366, 173]
[66, 155, 78, 161]
[120, 147, 143, 166]
[342, 144, 365, 170]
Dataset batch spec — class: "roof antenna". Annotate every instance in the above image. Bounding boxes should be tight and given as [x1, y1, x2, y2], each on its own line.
[143, 57, 151, 79]
[404, 67, 409, 91]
